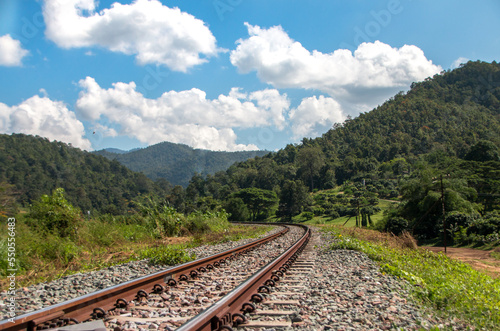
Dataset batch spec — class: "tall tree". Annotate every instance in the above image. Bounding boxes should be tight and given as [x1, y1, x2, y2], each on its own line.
[297, 146, 325, 191]
[234, 187, 278, 221]
[276, 180, 310, 221]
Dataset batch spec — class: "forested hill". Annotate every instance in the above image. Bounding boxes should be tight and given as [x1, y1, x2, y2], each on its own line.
[200, 60, 499, 189]
[298, 60, 500, 184]
[317, 60, 500, 168]
[0, 134, 169, 214]
[184, 61, 499, 229]
[94, 142, 268, 187]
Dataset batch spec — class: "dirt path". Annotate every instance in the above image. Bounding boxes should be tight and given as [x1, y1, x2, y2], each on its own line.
[423, 246, 500, 278]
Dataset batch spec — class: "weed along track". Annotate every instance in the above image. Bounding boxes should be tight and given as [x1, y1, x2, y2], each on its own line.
[0, 225, 310, 331]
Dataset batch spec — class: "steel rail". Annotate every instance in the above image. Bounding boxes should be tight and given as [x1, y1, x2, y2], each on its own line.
[177, 224, 311, 331]
[0, 226, 288, 331]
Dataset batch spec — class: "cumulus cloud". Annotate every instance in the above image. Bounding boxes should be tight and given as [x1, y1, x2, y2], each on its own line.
[0, 95, 91, 150]
[75, 77, 290, 151]
[0, 34, 29, 66]
[230, 23, 442, 113]
[289, 95, 345, 139]
[43, 0, 220, 71]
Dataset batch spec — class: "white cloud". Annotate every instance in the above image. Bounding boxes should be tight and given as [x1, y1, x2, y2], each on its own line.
[0, 34, 29, 66]
[43, 0, 220, 71]
[0, 95, 91, 150]
[289, 95, 345, 139]
[451, 57, 470, 69]
[230, 23, 442, 114]
[76, 77, 290, 151]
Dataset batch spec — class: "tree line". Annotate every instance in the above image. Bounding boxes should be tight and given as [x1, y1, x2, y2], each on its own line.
[1, 61, 499, 245]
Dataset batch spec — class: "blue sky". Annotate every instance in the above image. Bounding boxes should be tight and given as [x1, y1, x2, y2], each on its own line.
[0, 0, 499, 152]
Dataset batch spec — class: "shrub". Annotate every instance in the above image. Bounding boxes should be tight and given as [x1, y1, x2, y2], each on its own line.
[186, 210, 230, 234]
[77, 219, 121, 247]
[301, 211, 314, 221]
[139, 246, 195, 266]
[468, 211, 500, 236]
[385, 216, 409, 235]
[27, 188, 82, 237]
[137, 197, 185, 237]
[224, 197, 249, 222]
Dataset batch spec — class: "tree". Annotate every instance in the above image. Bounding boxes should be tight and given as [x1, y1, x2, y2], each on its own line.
[297, 146, 325, 191]
[277, 180, 310, 221]
[224, 197, 249, 222]
[465, 140, 500, 162]
[234, 188, 278, 221]
[0, 182, 17, 219]
[167, 185, 186, 213]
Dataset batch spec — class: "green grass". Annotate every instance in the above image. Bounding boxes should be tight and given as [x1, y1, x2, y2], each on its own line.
[303, 195, 399, 227]
[322, 225, 500, 330]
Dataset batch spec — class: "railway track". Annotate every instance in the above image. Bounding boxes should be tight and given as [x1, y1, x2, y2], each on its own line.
[0, 224, 311, 331]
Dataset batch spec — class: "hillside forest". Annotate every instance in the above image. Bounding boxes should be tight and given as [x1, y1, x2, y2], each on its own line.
[1, 60, 499, 259]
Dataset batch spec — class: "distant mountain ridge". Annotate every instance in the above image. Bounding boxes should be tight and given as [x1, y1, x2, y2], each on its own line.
[0, 134, 166, 214]
[101, 148, 141, 154]
[94, 142, 269, 187]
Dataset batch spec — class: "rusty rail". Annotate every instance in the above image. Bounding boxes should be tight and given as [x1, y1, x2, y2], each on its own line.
[177, 224, 311, 331]
[0, 226, 289, 331]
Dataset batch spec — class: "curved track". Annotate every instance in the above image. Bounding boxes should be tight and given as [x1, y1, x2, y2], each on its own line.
[0, 224, 311, 331]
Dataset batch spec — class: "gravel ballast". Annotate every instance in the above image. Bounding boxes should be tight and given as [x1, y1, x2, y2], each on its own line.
[1, 226, 471, 330]
[289, 228, 468, 330]
[0, 226, 284, 319]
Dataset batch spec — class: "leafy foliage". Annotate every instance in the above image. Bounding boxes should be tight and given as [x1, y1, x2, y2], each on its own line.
[136, 195, 230, 237]
[276, 180, 311, 221]
[139, 245, 195, 266]
[233, 187, 278, 221]
[27, 188, 81, 237]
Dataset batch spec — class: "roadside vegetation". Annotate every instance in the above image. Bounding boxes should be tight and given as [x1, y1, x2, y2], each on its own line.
[322, 225, 500, 330]
[0, 188, 272, 290]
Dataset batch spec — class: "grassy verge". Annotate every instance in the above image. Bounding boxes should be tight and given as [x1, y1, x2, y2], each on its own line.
[303, 197, 399, 227]
[320, 225, 500, 330]
[0, 215, 274, 291]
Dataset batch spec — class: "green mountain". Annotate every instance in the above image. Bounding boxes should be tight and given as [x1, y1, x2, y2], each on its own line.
[184, 61, 500, 239]
[94, 142, 269, 187]
[0, 134, 169, 214]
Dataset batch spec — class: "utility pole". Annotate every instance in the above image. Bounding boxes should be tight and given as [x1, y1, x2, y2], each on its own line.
[440, 175, 447, 254]
[357, 199, 360, 227]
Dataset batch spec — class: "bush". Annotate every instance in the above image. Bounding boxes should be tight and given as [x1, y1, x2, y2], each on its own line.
[385, 216, 409, 235]
[312, 206, 325, 216]
[27, 188, 82, 237]
[77, 219, 121, 247]
[224, 197, 250, 222]
[137, 197, 185, 237]
[302, 211, 314, 221]
[467, 212, 500, 236]
[139, 246, 195, 266]
[186, 210, 230, 234]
